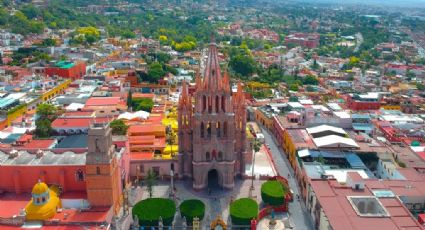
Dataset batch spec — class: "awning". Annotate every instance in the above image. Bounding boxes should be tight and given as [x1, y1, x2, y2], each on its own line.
[298, 149, 311, 158]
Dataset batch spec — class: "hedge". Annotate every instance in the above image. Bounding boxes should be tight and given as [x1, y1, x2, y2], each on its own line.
[261, 180, 288, 206]
[179, 199, 205, 225]
[230, 198, 258, 225]
[133, 198, 176, 226]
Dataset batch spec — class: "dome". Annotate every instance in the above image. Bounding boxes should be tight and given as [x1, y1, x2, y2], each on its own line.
[32, 181, 49, 195]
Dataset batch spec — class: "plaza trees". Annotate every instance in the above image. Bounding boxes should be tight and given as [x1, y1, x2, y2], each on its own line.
[230, 198, 259, 225]
[261, 180, 288, 206]
[144, 169, 157, 198]
[179, 199, 205, 224]
[133, 198, 176, 226]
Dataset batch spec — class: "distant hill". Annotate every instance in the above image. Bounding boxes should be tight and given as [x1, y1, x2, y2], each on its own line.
[289, 0, 425, 8]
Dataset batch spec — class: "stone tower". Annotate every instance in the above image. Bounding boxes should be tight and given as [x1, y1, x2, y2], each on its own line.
[85, 122, 121, 214]
[178, 38, 247, 190]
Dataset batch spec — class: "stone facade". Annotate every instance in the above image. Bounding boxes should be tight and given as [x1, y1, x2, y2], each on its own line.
[178, 39, 247, 190]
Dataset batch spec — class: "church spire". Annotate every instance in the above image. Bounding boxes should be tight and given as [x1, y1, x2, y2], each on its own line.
[203, 36, 222, 90]
[195, 69, 202, 89]
[222, 69, 231, 93]
[179, 80, 190, 108]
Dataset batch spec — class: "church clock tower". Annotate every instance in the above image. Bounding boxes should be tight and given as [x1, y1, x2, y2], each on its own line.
[85, 122, 121, 214]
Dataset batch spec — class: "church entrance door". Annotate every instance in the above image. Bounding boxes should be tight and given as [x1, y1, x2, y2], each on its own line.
[208, 169, 220, 190]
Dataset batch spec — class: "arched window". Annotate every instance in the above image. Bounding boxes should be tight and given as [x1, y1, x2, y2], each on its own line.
[208, 96, 212, 113]
[206, 152, 210, 161]
[76, 169, 84, 181]
[215, 95, 219, 113]
[207, 122, 211, 138]
[203, 95, 207, 112]
[217, 122, 221, 137]
[200, 122, 204, 138]
[223, 122, 228, 137]
[221, 95, 225, 112]
[218, 151, 223, 161]
[96, 167, 101, 175]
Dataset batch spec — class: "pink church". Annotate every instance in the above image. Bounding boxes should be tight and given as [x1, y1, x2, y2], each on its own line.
[178, 38, 248, 190]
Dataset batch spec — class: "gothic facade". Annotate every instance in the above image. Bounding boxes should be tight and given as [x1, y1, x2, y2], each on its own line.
[178, 39, 247, 190]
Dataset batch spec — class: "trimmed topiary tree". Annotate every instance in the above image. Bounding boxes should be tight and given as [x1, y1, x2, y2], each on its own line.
[133, 198, 176, 226]
[230, 198, 258, 225]
[180, 199, 205, 225]
[261, 180, 288, 206]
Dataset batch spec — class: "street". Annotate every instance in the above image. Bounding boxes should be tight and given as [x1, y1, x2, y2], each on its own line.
[262, 128, 315, 230]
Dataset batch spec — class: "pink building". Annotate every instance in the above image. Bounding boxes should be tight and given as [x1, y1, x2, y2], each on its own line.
[178, 38, 248, 190]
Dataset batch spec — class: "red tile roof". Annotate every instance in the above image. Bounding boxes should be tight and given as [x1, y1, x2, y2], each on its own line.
[23, 139, 56, 149]
[85, 97, 122, 106]
[52, 117, 110, 129]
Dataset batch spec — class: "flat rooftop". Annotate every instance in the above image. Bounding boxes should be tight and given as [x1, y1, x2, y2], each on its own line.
[0, 151, 86, 165]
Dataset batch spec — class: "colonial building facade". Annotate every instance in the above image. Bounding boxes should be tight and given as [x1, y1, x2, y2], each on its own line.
[178, 39, 247, 190]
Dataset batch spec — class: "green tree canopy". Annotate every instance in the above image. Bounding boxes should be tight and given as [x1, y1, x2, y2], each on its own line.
[147, 62, 166, 82]
[229, 54, 256, 78]
[109, 119, 129, 135]
[35, 119, 52, 138]
[36, 103, 57, 121]
[132, 98, 154, 113]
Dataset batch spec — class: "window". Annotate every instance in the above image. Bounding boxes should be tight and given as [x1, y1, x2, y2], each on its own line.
[206, 152, 210, 161]
[200, 122, 204, 138]
[153, 167, 160, 176]
[203, 95, 207, 112]
[223, 122, 228, 137]
[76, 169, 84, 181]
[218, 152, 223, 161]
[207, 122, 211, 138]
[221, 96, 225, 112]
[215, 95, 219, 112]
[42, 197, 46, 203]
[217, 122, 221, 137]
[96, 166, 101, 175]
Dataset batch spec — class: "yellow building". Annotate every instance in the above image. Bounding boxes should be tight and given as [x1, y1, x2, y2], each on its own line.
[41, 79, 72, 102]
[381, 105, 401, 111]
[25, 181, 61, 221]
[254, 108, 273, 130]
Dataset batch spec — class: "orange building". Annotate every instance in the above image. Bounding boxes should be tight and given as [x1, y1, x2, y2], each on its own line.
[0, 123, 128, 228]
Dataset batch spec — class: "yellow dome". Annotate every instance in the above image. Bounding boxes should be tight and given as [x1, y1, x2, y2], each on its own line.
[32, 182, 49, 195]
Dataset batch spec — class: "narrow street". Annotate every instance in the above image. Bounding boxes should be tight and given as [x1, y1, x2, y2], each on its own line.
[261, 128, 315, 230]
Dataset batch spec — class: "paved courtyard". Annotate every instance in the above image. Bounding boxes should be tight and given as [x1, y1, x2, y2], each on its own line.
[130, 128, 314, 229]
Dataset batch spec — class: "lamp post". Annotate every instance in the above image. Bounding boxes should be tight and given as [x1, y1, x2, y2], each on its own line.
[251, 149, 256, 191]
[251, 138, 261, 191]
[170, 169, 174, 198]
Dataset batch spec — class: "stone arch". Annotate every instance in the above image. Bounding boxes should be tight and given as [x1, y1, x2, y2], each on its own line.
[206, 168, 222, 189]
